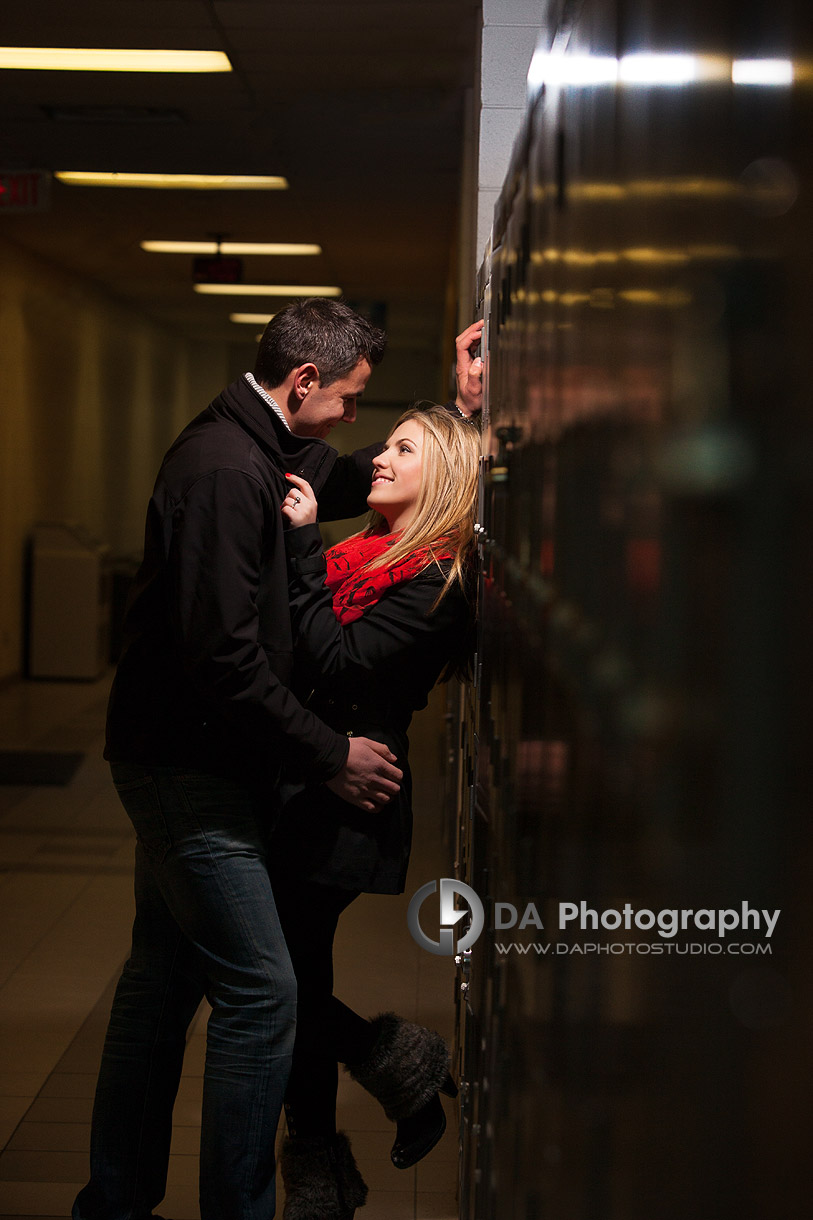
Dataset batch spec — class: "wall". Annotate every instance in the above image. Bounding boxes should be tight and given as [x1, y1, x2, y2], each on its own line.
[476, 0, 542, 262]
[0, 237, 228, 681]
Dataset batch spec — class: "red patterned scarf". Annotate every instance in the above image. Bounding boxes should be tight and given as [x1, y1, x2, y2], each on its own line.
[325, 529, 452, 624]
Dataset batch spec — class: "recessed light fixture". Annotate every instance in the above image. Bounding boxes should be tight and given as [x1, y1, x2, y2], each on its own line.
[142, 240, 320, 255]
[56, 172, 287, 190]
[0, 47, 232, 72]
[230, 313, 276, 324]
[194, 284, 342, 297]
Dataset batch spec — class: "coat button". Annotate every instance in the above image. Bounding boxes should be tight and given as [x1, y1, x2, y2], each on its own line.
[351, 703, 358, 711]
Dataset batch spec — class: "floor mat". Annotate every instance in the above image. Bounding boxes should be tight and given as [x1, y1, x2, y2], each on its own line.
[0, 750, 85, 785]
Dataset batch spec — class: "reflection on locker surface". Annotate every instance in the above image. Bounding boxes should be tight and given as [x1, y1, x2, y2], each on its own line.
[451, 2, 812, 1216]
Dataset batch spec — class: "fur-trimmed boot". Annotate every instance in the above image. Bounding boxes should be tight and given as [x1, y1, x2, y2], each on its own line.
[345, 1012, 458, 1169]
[279, 1131, 368, 1220]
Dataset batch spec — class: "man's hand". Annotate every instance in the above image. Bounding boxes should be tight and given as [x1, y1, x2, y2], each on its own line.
[326, 736, 403, 812]
[282, 473, 318, 527]
[455, 319, 485, 417]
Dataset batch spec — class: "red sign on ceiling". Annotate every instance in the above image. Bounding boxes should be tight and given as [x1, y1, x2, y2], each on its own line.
[0, 171, 51, 212]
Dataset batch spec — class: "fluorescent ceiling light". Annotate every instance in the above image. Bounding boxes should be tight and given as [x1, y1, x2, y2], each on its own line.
[230, 313, 276, 324]
[732, 59, 794, 86]
[56, 172, 287, 190]
[0, 47, 231, 72]
[142, 240, 320, 255]
[195, 284, 342, 297]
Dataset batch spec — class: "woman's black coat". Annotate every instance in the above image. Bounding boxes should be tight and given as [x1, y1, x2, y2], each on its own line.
[272, 522, 472, 894]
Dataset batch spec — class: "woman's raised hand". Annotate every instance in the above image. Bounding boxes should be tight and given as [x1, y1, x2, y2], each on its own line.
[282, 473, 318, 527]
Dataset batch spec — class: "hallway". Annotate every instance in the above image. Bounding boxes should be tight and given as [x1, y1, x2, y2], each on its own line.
[0, 675, 458, 1219]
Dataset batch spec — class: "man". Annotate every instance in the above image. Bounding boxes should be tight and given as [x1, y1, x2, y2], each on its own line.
[74, 301, 484, 1220]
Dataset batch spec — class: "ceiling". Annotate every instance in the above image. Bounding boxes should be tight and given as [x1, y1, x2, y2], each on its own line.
[0, 0, 481, 354]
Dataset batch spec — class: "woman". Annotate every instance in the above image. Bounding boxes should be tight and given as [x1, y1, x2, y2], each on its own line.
[271, 404, 479, 1220]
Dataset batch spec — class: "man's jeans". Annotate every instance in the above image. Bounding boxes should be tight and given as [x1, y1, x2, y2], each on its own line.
[73, 765, 296, 1220]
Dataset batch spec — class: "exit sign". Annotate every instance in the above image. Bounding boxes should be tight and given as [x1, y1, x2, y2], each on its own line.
[0, 170, 51, 212]
[193, 255, 243, 284]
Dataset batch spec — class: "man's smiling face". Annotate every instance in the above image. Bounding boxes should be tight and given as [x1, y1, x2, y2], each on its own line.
[289, 358, 372, 438]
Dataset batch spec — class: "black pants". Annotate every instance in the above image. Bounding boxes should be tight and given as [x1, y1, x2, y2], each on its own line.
[271, 871, 378, 1137]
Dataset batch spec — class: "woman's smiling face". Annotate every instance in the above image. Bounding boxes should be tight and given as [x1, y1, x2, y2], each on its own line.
[367, 421, 425, 531]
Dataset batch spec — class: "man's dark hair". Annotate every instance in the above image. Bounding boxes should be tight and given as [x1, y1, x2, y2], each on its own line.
[254, 299, 387, 388]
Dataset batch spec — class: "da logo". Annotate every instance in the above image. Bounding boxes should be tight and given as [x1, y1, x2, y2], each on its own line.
[407, 878, 485, 956]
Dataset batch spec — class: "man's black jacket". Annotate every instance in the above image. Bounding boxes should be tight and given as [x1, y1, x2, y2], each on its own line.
[105, 375, 382, 789]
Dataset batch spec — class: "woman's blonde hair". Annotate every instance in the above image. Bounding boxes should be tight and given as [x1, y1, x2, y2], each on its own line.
[362, 403, 480, 607]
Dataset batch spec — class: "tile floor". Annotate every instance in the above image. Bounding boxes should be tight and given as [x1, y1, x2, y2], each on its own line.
[0, 674, 459, 1219]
